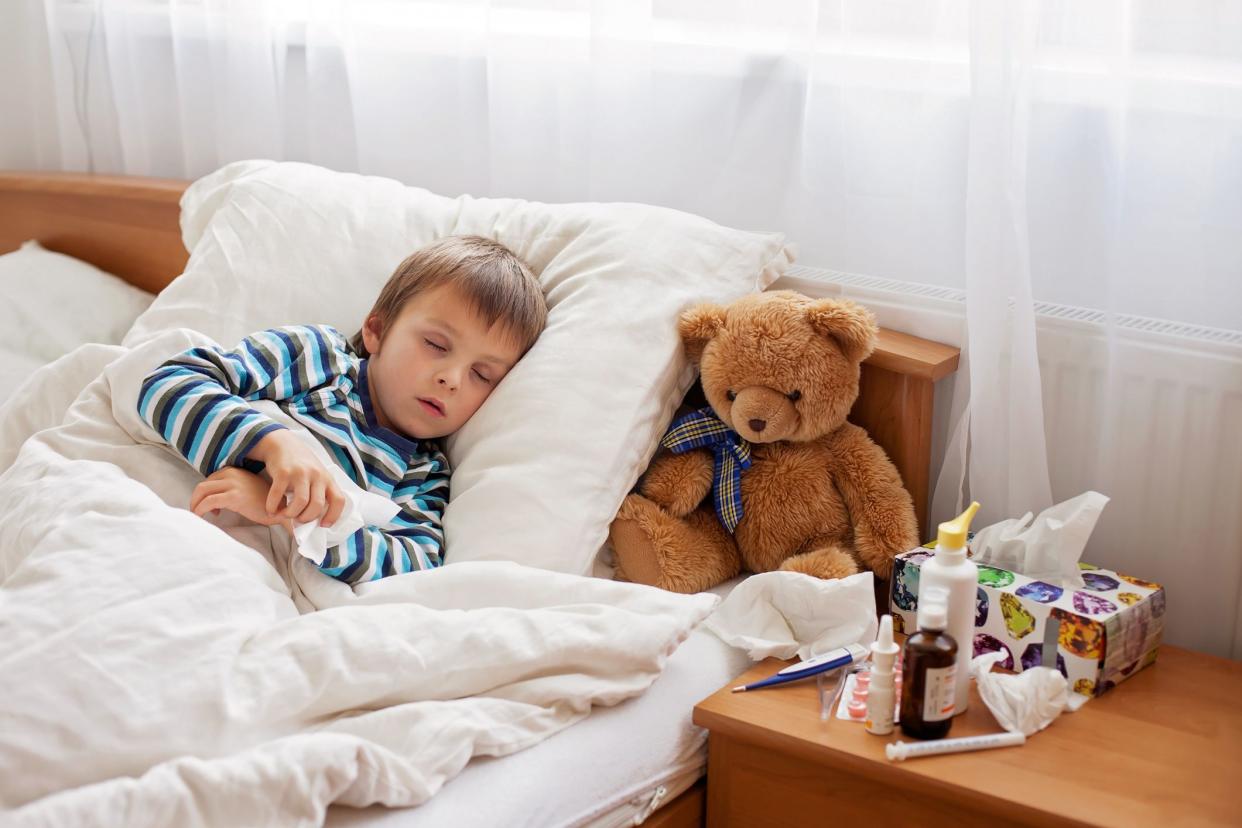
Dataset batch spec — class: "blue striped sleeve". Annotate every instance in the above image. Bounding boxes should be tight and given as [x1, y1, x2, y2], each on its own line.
[317, 452, 450, 584]
[137, 325, 353, 476]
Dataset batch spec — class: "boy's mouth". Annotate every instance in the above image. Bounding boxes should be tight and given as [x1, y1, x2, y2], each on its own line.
[418, 397, 446, 418]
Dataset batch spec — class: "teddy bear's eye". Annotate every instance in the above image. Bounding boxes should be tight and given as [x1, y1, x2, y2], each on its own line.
[787, 390, 802, 403]
[726, 390, 737, 402]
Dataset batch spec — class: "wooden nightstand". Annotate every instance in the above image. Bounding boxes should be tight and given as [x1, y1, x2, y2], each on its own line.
[692, 646, 1242, 827]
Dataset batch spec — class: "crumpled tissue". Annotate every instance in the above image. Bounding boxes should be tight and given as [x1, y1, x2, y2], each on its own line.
[971, 651, 1086, 736]
[970, 491, 1109, 588]
[248, 401, 400, 565]
[704, 570, 878, 661]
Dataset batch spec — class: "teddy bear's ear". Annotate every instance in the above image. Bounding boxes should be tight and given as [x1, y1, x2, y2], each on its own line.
[806, 298, 879, 363]
[678, 303, 727, 363]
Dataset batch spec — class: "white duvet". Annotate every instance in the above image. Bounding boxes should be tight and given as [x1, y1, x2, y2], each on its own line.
[0, 334, 717, 827]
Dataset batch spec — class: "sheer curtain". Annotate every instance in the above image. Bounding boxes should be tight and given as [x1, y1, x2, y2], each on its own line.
[932, 0, 1053, 531]
[6, 2, 1238, 324]
[4, 1, 1241, 649]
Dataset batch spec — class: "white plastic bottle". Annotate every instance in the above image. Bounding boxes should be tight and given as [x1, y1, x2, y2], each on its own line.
[865, 614, 899, 736]
[916, 501, 980, 715]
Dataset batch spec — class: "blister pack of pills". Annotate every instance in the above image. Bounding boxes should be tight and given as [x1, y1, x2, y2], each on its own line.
[832, 658, 903, 723]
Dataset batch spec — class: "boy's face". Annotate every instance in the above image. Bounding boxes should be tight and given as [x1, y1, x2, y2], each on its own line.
[362, 284, 525, 440]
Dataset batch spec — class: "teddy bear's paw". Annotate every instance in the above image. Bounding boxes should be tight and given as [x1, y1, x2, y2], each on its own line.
[608, 517, 665, 588]
[614, 493, 653, 524]
[779, 547, 860, 581]
[638, 450, 715, 517]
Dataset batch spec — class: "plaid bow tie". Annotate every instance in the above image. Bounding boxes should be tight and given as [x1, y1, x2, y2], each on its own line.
[659, 407, 752, 533]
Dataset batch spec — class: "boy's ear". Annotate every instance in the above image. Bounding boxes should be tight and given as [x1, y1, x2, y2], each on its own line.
[678, 303, 727, 364]
[805, 298, 878, 363]
[361, 312, 385, 356]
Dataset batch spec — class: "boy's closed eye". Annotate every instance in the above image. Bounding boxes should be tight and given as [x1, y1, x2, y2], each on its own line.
[423, 337, 494, 384]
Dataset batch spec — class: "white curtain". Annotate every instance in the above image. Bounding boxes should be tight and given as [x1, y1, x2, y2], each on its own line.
[7, 2, 1237, 322]
[4, 1, 1241, 653]
[932, 0, 1054, 532]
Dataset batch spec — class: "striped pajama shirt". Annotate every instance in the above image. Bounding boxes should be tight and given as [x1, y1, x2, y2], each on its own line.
[138, 324, 449, 584]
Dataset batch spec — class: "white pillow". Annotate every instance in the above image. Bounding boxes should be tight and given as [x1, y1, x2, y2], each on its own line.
[0, 240, 154, 363]
[125, 161, 791, 576]
[0, 345, 47, 393]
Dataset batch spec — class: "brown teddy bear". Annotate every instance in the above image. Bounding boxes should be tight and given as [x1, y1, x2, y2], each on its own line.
[608, 290, 918, 594]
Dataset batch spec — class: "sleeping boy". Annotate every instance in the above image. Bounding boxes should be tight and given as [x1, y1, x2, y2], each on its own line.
[138, 235, 547, 584]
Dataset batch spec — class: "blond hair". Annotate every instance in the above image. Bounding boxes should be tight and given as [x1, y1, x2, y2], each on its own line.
[351, 235, 547, 358]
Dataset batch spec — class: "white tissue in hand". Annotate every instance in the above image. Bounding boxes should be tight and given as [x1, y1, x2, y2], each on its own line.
[289, 460, 400, 565]
[971, 651, 1083, 736]
[970, 491, 1109, 588]
[248, 401, 400, 565]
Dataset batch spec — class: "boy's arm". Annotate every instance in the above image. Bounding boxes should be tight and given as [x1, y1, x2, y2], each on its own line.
[138, 326, 350, 477]
[318, 456, 450, 585]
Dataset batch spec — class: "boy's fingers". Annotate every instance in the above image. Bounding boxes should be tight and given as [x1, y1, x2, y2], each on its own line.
[190, 480, 225, 511]
[298, 482, 326, 524]
[266, 474, 288, 515]
[322, 487, 345, 528]
[193, 493, 227, 517]
[285, 478, 311, 518]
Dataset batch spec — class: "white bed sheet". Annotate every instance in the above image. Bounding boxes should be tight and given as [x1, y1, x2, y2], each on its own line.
[325, 579, 753, 828]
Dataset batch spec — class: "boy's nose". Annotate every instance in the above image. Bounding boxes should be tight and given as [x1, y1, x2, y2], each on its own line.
[437, 376, 457, 392]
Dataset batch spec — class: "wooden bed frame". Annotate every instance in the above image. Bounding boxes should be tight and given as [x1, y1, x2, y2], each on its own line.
[0, 170, 959, 828]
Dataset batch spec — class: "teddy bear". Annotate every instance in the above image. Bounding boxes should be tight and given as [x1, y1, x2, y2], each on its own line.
[607, 290, 918, 594]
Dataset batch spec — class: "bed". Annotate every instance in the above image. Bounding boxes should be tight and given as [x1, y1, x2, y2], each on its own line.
[0, 177, 158, 401]
[0, 170, 959, 827]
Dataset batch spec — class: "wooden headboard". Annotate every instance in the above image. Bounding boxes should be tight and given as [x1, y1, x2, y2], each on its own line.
[0, 171, 959, 535]
[855, 329, 958, 535]
[0, 172, 189, 295]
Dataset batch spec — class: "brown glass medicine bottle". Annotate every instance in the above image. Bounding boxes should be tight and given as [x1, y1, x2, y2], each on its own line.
[899, 591, 958, 740]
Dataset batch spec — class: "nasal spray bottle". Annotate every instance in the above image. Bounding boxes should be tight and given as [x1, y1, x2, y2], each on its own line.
[865, 614, 899, 736]
[916, 501, 980, 715]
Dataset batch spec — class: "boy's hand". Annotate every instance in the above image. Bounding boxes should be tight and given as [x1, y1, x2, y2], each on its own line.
[243, 430, 346, 527]
[191, 467, 287, 527]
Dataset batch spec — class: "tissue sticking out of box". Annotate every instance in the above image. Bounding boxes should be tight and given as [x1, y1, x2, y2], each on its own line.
[969, 492, 1109, 589]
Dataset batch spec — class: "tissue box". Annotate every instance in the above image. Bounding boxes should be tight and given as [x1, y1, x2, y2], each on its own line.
[889, 548, 1165, 700]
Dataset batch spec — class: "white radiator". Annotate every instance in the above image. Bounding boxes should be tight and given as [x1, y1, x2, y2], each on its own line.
[772, 266, 1242, 659]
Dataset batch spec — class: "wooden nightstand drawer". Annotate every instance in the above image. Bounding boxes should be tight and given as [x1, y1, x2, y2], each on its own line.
[707, 733, 1037, 828]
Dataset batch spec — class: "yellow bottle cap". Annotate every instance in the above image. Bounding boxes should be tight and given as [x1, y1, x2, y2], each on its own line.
[937, 501, 980, 551]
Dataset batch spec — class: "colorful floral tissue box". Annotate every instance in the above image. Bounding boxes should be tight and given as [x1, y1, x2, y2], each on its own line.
[889, 548, 1165, 700]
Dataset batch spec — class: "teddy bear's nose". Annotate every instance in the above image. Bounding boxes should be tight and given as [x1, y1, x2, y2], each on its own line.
[748, 418, 767, 433]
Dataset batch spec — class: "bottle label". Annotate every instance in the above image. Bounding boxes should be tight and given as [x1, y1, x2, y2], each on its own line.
[865, 688, 895, 735]
[923, 664, 957, 722]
